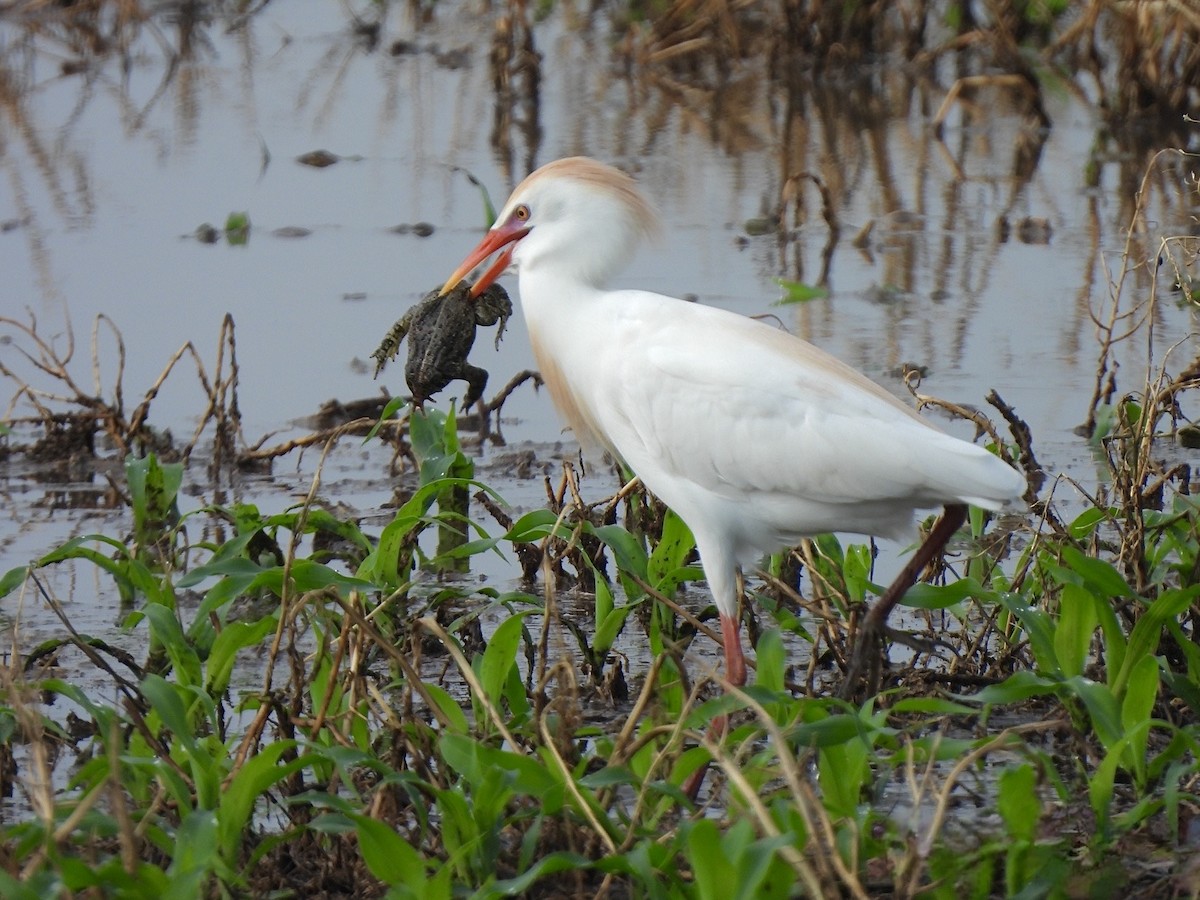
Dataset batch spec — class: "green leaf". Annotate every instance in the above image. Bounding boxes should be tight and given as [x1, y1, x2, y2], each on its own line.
[490, 851, 593, 895]
[206, 616, 278, 695]
[754, 629, 785, 692]
[998, 594, 1060, 674]
[503, 509, 568, 542]
[688, 819, 735, 900]
[141, 602, 202, 688]
[479, 611, 533, 708]
[785, 712, 869, 748]
[178, 539, 264, 586]
[968, 670, 1059, 705]
[0, 872, 58, 900]
[141, 674, 200, 758]
[648, 510, 695, 587]
[818, 729, 870, 818]
[0, 565, 27, 600]
[1114, 587, 1198, 698]
[363, 395, 410, 443]
[163, 810, 218, 900]
[1063, 676, 1122, 749]
[889, 696, 978, 716]
[1121, 654, 1159, 732]
[774, 278, 829, 304]
[1120, 654, 1159, 783]
[1054, 583, 1098, 678]
[440, 733, 485, 786]
[1067, 507, 1110, 540]
[217, 741, 306, 864]
[1059, 546, 1133, 598]
[997, 764, 1038, 842]
[353, 814, 428, 887]
[594, 600, 640, 657]
[225, 211, 251, 245]
[900, 577, 991, 609]
[592, 524, 649, 581]
[423, 683, 469, 733]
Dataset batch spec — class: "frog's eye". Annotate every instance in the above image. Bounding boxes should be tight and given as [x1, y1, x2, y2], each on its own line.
[513, 204, 531, 222]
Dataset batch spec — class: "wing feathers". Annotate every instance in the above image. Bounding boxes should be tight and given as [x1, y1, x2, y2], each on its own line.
[586, 293, 1022, 517]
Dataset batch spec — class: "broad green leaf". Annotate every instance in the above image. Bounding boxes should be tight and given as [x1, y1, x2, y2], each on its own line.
[1063, 676, 1122, 749]
[217, 741, 306, 863]
[205, 616, 278, 695]
[818, 730, 870, 818]
[733, 832, 794, 900]
[594, 601, 638, 656]
[141, 674, 199, 758]
[900, 577, 990, 610]
[593, 524, 649, 581]
[490, 851, 594, 896]
[594, 575, 614, 632]
[162, 810, 218, 900]
[774, 278, 829, 304]
[889, 697, 978, 716]
[754, 628, 785, 692]
[968, 670, 1059, 705]
[1114, 587, 1198, 698]
[0, 565, 28, 600]
[688, 819, 735, 900]
[141, 602, 202, 688]
[1060, 546, 1134, 598]
[997, 764, 1038, 842]
[503, 509, 570, 542]
[440, 733, 485, 785]
[423, 682, 469, 733]
[1120, 654, 1159, 784]
[1121, 654, 1159, 732]
[179, 545, 265, 587]
[1067, 507, 1110, 540]
[648, 510, 695, 586]
[1054, 582, 1097, 678]
[785, 712, 868, 748]
[353, 814, 427, 888]
[998, 595, 1060, 674]
[479, 611, 533, 710]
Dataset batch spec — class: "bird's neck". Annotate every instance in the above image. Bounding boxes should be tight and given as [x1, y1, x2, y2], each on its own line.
[517, 269, 614, 457]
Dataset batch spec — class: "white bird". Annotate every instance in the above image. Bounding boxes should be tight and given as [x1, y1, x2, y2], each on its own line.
[441, 156, 1024, 704]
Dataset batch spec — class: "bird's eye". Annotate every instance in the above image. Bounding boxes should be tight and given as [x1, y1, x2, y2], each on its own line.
[514, 204, 531, 222]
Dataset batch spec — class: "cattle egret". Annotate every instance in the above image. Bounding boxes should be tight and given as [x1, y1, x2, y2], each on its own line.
[441, 156, 1024, 708]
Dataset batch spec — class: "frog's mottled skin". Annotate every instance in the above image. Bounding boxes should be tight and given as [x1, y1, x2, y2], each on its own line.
[371, 282, 512, 408]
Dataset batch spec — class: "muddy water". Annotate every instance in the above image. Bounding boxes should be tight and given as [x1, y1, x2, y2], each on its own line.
[1, 5, 1197, 675]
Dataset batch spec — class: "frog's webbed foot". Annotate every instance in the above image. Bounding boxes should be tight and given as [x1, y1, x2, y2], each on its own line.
[473, 285, 514, 351]
[371, 311, 414, 378]
[461, 364, 489, 410]
[492, 314, 511, 351]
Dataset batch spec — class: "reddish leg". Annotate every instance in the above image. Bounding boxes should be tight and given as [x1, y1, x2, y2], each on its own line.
[682, 612, 747, 801]
[837, 504, 968, 701]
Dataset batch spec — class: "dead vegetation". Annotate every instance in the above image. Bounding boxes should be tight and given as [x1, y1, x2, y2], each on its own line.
[0, 309, 539, 483]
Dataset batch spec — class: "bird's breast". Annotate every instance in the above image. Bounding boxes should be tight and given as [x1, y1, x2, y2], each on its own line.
[526, 322, 615, 458]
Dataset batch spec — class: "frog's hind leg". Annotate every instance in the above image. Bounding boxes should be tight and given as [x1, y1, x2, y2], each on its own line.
[461, 364, 489, 410]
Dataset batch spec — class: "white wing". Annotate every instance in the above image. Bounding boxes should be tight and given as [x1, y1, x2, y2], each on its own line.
[571, 292, 1021, 540]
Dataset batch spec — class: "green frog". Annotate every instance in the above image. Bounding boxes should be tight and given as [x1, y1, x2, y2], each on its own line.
[371, 282, 512, 409]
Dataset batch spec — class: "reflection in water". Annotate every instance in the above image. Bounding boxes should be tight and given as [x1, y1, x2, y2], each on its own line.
[488, 3, 542, 184]
[0, 1, 1197, 456]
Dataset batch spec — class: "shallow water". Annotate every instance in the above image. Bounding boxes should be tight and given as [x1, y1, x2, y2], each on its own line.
[2, 3, 1197, 666]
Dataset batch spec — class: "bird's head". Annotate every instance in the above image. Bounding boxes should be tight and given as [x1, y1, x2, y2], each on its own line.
[443, 157, 660, 297]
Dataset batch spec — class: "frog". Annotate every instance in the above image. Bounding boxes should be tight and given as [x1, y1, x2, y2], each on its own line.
[371, 281, 513, 409]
